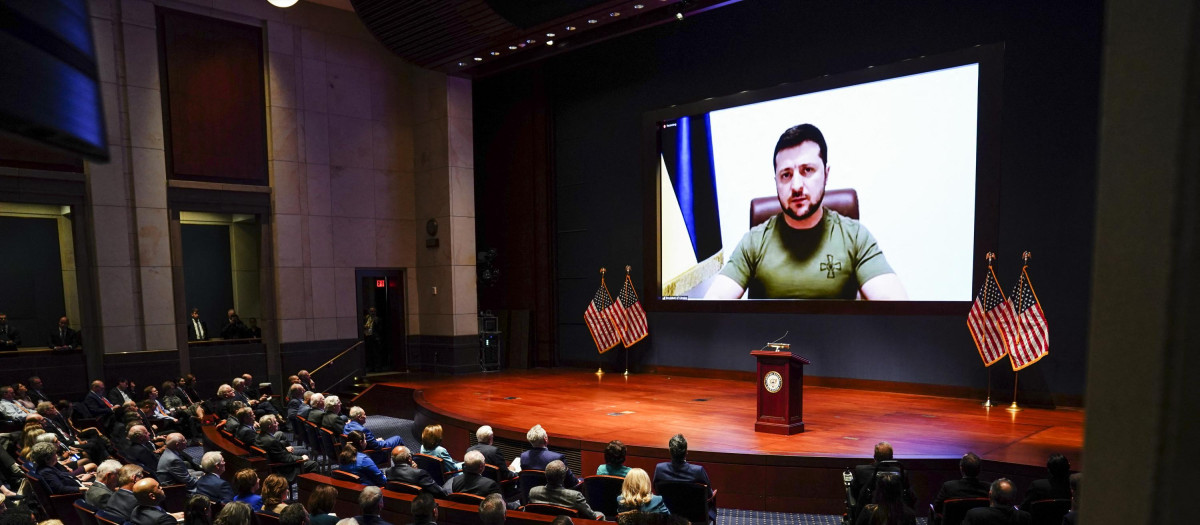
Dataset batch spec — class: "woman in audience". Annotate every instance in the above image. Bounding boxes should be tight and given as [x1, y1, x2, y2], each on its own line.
[214, 501, 253, 525]
[19, 427, 47, 468]
[306, 485, 339, 525]
[598, 440, 630, 477]
[335, 444, 385, 486]
[855, 471, 916, 525]
[419, 424, 459, 476]
[184, 494, 214, 525]
[617, 468, 669, 514]
[29, 443, 89, 494]
[259, 474, 290, 514]
[230, 468, 263, 512]
[36, 433, 93, 474]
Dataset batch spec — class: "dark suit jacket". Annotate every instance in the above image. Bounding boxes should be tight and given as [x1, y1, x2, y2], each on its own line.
[130, 504, 177, 525]
[108, 387, 135, 407]
[84, 391, 115, 417]
[449, 472, 500, 497]
[37, 464, 82, 494]
[962, 506, 1032, 525]
[27, 388, 50, 404]
[235, 424, 257, 444]
[256, 433, 301, 464]
[105, 488, 139, 519]
[467, 444, 513, 480]
[196, 473, 235, 502]
[321, 411, 347, 435]
[529, 485, 602, 519]
[520, 448, 578, 488]
[386, 464, 446, 497]
[653, 460, 714, 521]
[48, 327, 80, 348]
[0, 326, 20, 348]
[187, 319, 209, 341]
[86, 483, 115, 507]
[854, 505, 917, 525]
[934, 476, 990, 513]
[157, 448, 197, 489]
[1021, 477, 1071, 508]
[125, 442, 159, 477]
[307, 409, 327, 429]
[850, 462, 917, 508]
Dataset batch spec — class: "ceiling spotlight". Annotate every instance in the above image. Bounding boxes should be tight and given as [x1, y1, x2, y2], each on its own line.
[676, 11, 684, 20]
[474, 57, 483, 61]
[457, 62, 467, 67]
[526, 39, 536, 44]
[266, 0, 299, 6]
[587, 19, 598, 24]
[546, 40, 554, 46]
[610, 11, 620, 17]
[546, 32, 555, 37]
[508, 45, 518, 50]
[490, 51, 499, 56]
[566, 26, 576, 31]
[634, 4, 644, 8]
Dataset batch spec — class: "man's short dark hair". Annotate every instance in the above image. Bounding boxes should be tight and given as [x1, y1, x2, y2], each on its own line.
[668, 434, 687, 462]
[960, 452, 981, 478]
[873, 442, 893, 462]
[1047, 453, 1070, 478]
[773, 123, 828, 169]
[411, 493, 436, 520]
[604, 440, 626, 466]
[989, 478, 1017, 506]
[0, 505, 37, 525]
[550, 516, 574, 525]
[279, 503, 308, 525]
[479, 494, 506, 525]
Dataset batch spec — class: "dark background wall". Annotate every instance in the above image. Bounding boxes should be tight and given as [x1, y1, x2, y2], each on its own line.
[0, 216, 66, 347]
[181, 224, 234, 326]
[475, 1, 1103, 398]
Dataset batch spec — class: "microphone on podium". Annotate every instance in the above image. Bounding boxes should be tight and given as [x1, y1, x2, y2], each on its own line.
[764, 331, 790, 352]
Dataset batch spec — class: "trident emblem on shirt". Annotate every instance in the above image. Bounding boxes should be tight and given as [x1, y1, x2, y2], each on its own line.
[820, 254, 842, 279]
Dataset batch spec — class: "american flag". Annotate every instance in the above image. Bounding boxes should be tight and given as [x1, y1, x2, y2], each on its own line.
[584, 281, 622, 353]
[1004, 269, 1049, 371]
[966, 268, 1016, 366]
[612, 275, 649, 347]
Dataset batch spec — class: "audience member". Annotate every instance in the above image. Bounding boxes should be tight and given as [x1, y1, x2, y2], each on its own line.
[0, 505, 36, 525]
[653, 434, 714, 522]
[285, 384, 306, 419]
[0, 387, 33, 422]
[233, 376, 276, 417]
[124, 425, 159, 477]
[108, 379, 136, 406]
[221, 310, 249, 340]
[519, 425, 577, 488]
[962, 479, 1031, 525]
[231, 469, 263, 512]
[83, 381, 115, 420]
[255, 414, 317, 481]
[0, 313, 20, 350]
[356, 486, 391, 525]
[214, 502, 253, 525]
[344, 406, 404, 451]
[297, 371, 315, 393]
[306, 395, 327, 428]
[280, 503, 308, 525]
[26, 376, 49, 405]
[129, 477, 181, 525]
[385, 446, 445, 497]
[31, 442, 88, 494]
[180, 375, 203, 407]
[549, 517, 573, 525]
[234, 409, 257, 444]
[854, 471, 916, 525]
[449, 450, 500, 497]
[419, 424, 459, 477]
[307, 485, 340, 525]
[157, 433, 199, 489]
[246, 319, 263, 340]
[617, 468, 668, 514]
[196, 452, 234, 503]
[319, 396, 347, 435]
[849, 441, 916, 516]
[598, 440, 629, 477]
[11, 385, 34, 410]
[408, 493, 435, 525]
[933, 452, 989, 516]
[297, 392, 314, 419]
[1062, 473, 1081, 525]
[466, 425, 512, 480]
[143, 387, 181, 433]
[336, 444, 385, 487]
[187, 308, 209, 342]
[102, 464, 146, 519]
[529, 460, 603, 520]
[183, 494, 213, 525]
[479, 494, 505, 525]
[47, 316, 81, 350]
[86, 459, 123, 507]
[259, 474, 290, 514]
[213, 385, 237, 420]
[1021, 453, 1072, 508]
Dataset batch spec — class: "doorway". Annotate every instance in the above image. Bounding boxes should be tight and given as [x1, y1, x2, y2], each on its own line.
[355, 268, 406, 373]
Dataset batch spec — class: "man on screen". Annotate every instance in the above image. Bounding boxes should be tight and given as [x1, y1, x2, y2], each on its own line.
[704, 123, 907, 300]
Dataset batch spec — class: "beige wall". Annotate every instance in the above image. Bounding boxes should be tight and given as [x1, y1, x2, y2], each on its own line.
[82, 0, 475, 357]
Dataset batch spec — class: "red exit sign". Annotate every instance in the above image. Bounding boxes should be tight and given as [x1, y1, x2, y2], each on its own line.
[376, 279, 385, 288]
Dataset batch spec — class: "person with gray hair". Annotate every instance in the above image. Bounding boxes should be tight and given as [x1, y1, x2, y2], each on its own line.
[195, 451, 234, 503]
[344, 406, 404, 455]
[306, 394, 327, 430]
[479, 493, 506, 525]
[213, 384, 236, 420]
[385, 446, 445, 497]
[355, 486, 391, 525]
[519, 424, 579, 488]
[467, 425, 514, 481]
[961, 478, 1031, 525]
[529, 460, 603, 520]
[285, 383, 307, 419]
[449, 450, 499, 497]
[319, 395, 347, 435]
[32, 442, 88, 494]
[255, 413, 317, 482]
[86, 459, 123, 506]
[157, 433, 199, 489]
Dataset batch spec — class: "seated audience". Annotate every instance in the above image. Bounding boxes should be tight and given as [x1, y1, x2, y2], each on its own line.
[408, 493, 435, 525]
[86, 459, 123, 507]
[386, 446, 446, 497]
[213, 385, 237, 420]
[319, 396, 347, 435]
[107, 379, 136, 406]
[83, 380, 115, 421]
[297, 392, 314, 419]
[0, 313, 21, 350]
[280, 503, 308, 525]
[336, 444, 385, 487]
[1021, 453, 1072, 508]
[285, 384, 306, 420]
[962, 479, 1031, 525]
[356, 486, 391, 525]
[933, 452, 989, 516]
[232, 377, 276, 417]
[653, 434, 714, 522]
[47, 316, 81, 349]
[180, 375, 203, 408]
[157, 433, 199, 489]
[224, 403, 247, 435]
[466, 425, 512, 481]
[854, 471, 916, 525]
[305, 394, 327, 428]
[418, 424, 459, 477]
[31, 442, 88, 494]
[519, 424, 578, 488]
[259, 474, 290, 514]
[103, 464, 146, 520]
[0, 386, 34, 422]
[124, 425, 160, 477]
[1062, 473, 1081, 525]
[617, 468, 668, 514]
[26, 376, 49, 405]
[306, 485, 340, 525]
[183, 494, 213, 525]
[297, 370, 315, 394]
[130, 478, 182, 525]
[255, 414, 317, 481]
[234, 408, 257, 444]
[449, 450, 500, 497]
[530, 460, 604, 520]
[196, 451, 234, 503]
[850, 441, 916, 515]
[479, 494, 506, 525]
[598, 440, 630, 477]
[214, 501, 253, 525]
[344, 406, 403, 450]
[231, 469, 263, 512]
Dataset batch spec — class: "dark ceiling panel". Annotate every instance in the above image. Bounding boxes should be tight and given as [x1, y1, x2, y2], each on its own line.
[487, 0, 612, 29]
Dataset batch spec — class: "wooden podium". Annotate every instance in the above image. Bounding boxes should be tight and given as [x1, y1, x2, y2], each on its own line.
[751, 349, 810, 435]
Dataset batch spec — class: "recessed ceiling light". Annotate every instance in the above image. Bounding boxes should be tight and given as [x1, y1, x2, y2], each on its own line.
[508, 45, 518, 50]
[546, 40, 554, 46]
[266, 0, 299, 6]
[474, 57, 483, 61]
[490, 51, 499, 56]
[565, 26, 576, 31]
[546, 32, 555, 37]
[634, 4, 644, 8]
[457, 62, 467, 67]
[526, 39, 536, 44]
[587, 19, 598, 23]
[610, 11, 620, 17]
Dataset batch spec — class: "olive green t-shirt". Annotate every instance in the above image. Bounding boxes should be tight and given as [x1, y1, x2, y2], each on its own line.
[720, 209, 894, 299]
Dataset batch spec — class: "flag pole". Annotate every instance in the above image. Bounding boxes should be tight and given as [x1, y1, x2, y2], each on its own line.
[1007, 252, 1032, 412]
[624, 265, 632, 376]
[982, 252, 996, 408]
[596, 267, 606, 377]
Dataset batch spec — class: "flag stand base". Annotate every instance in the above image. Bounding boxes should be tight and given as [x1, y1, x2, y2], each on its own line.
[623, 369, 629, 376]
[982, 398, 993, 408]
[595, 368, 604, 376]
[1006, 401, 1022, 412]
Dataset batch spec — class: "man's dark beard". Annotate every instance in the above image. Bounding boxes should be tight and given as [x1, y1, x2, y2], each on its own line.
[779, 192, 825, 224]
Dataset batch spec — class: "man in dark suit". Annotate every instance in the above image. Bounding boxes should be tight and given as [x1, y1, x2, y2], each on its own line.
[306, 394, 327, 431]
[195, 451, 234, 503]
[31, 442, 88, 494]
[408, 493, 435, 525]
[528, 460, 604, 520]
[933, 452, 990, 517]
[48, 316, 81, 350]
[187, 308, 209, 342]
[467, 425, 513, 481]
[86, 460, 123, 507]
[108, 379, 136, 406]
[83, 380, 115, 420]
[0, 313, 20, 350]
[355, 486, 393, 525]
[519, 424, 579, 488]
[233, 376, 277, 417]
[26, 376, 50, 404]
[156, 433, 198, 489]
[1020, 453, 1072, 508]
[234, 408, 257, 444]
[320, 396, 347, 435]
[849, 441, 916, 516]
[653, 433, 715, 522]
[103, 464, 147, 520]
[124, 426, 160, 478]
[37, 401, 79, 445]
[129, 478, 180, 525]
[386, 446, 445, 497]
[220, 309, 249, 339]
[255, 414, 317, 482]
[449, 451, 500, 497]
[962, 479, 1032, 525]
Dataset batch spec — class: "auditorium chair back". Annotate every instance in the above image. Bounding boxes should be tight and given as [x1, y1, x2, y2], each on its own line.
[1028, 498, 1072, 525]
[583, 475, 625, 518]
